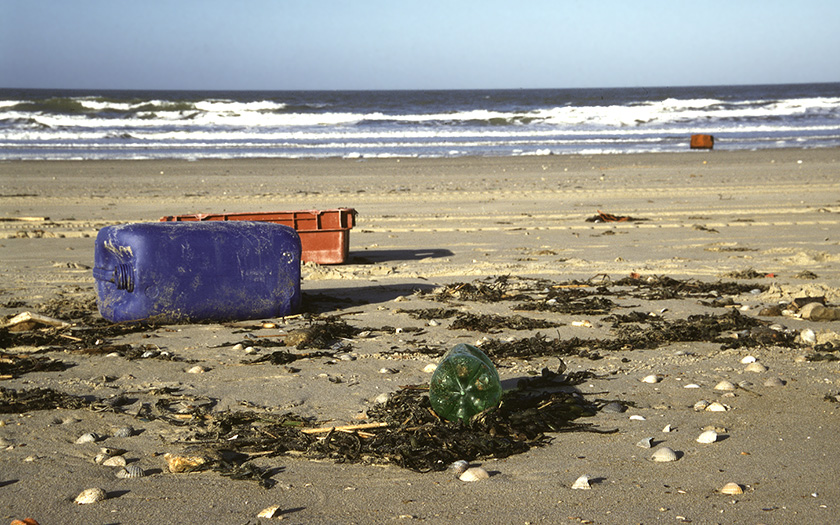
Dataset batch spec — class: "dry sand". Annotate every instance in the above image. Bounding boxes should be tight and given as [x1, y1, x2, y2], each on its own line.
[1, 149, 839, 524]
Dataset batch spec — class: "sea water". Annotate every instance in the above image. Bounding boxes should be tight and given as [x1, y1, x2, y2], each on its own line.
[1, 83, 838, 160]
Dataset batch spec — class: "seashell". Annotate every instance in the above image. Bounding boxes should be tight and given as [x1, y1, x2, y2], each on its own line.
[74, 487, 107, 504]
[764, 377, 785, 387]
[651, 446, 679, 462]
[740, 355, 757, 364]
[100, 447, 127, 456]
[714, 380, 736, 391]
[338, 353, 356, 361]
[186, 365, 208, 374]
[636, 437, 653, 449]
[423, 363, 438, 373]
[719, 482, 743, 495]
[571, 474, 591, 490]
[696, 430, 718, 443]
[745, 362, 767, 373]
[705, 402, 728, 412]
[683, 383, 700, 389]
[232, 343, 244, 351]
[600, 401, 625, 413]
[629, 415, 646, 421]
[102, 455, 127, 467]
[379, 367, 398, 374]
[641, 374, 662, 384]
[374, 393, 390, 405]
[115, 464, 145, 478]
[800, 329, 816, 345]
[10, 518, 40, 525]
[693, 400, 710, 411]
[257, 505, 283, 519]
[93, 453, 110, 464]
[662, 424, 673, 433]
[459, 466, 490, 482]
[112, 426, 134, 438]
[164, 452, 209, 473]
[75, 432, 101, 444]
[450, 460, 470, 476]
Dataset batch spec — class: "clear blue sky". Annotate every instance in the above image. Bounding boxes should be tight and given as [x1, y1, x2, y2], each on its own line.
[2, 0, 838, 90]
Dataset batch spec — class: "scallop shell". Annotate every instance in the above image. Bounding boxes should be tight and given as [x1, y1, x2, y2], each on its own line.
[112, 426, 134, 438]
[571, 474, 591, 490]
[696, 430, 718, 444]
[641, 374, 662, 384]
[450, 460, 470, 476]
[459, 466, 490, 482]
[115, 464, 145, 478]
[719, 482, 744, 495]
[714, 380, 736, 391]
[745, 362, 768, 373]
[75, 432, 101, 444]
[163, 452, 209, 473]
[705, 401, 728, 412]
[650, 447, 679, 462]
[102, 455, 127, 467]
[74, 487, 107, 504]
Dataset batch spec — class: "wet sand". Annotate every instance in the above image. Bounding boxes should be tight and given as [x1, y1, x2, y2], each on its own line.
[1, 149, 840, 524]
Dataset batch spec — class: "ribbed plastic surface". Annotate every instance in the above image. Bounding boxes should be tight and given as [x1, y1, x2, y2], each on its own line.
[93, 221, 301, 323]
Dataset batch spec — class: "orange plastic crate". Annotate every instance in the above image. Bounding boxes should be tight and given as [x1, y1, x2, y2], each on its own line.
[160, 208, 356, 264]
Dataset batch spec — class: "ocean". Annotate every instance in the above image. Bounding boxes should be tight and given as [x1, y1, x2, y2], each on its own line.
[1, 83, 839, 160]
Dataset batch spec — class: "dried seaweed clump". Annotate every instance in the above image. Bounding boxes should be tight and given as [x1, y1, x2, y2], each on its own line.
[0, 387, 89, 413]
[449, 313, 560, 332]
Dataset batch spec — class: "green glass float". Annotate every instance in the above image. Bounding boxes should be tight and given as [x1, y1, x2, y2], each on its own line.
[429, 343, 503, 423]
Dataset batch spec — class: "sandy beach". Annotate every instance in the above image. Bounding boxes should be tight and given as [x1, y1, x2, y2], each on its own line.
[1, 149, 840, 524]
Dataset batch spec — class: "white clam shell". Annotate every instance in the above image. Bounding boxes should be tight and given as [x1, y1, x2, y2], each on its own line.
[459, 466, 490, 482]
[651, 446, 679, 462]
[571, 474, 591, 490]
[115, 464, 145, 478]
[693, 400, 710, 411]
[75, 432, 101, 444]
[662, 424, 673, 433]
[705, 402, 728, 412]
[423, 363, 438, 373]
[629, 415, 646, 421]
[186, 365, 208, 374]
[696, 430, 718, 443]
[641, 374, 662, 384]
[714, 380, 736, 391]
[740, 356, 757, 364]
[745, 362, 768, 373]
[764, 377, 785, 387]
[102, 455, 127, 467]
[719, 482, 744, 495]
[74, 487, 107, 504]
[636, 437, 653, 449]
[800, 329, 816, 345]
[257, 505, 283, 519]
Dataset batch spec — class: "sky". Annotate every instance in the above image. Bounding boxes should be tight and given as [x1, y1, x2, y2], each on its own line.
[2, 0, 839, 91]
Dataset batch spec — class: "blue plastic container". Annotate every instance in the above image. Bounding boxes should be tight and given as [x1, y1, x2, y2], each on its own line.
[93, 221, 301, 323]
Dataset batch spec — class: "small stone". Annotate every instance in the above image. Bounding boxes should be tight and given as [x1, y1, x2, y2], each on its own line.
[800, 329, 817, 345]
[600, 401, 625, 413]
[232, 343, 244, 351]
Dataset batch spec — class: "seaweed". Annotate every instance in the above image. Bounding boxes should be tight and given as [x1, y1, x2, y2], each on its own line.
[0, 387, 89, 412]
[449, 313, 560, 332]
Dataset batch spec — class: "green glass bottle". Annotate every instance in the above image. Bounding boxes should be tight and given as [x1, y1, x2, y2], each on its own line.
[429, 343, 503, 423]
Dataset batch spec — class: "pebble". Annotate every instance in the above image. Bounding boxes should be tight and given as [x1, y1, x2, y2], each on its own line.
[231, 343, 244, 351]
[600, 401, 625, 413]
[800, 329, 817, 345]
[374, 393, 390, 404]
